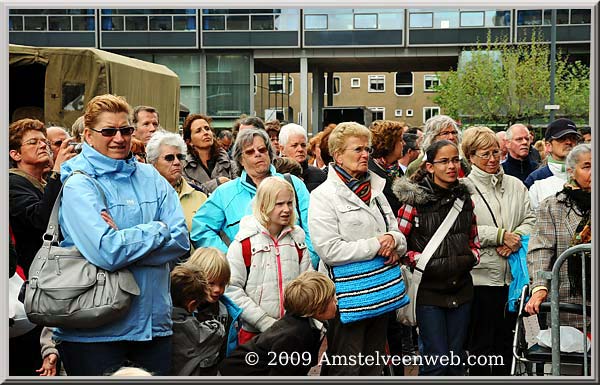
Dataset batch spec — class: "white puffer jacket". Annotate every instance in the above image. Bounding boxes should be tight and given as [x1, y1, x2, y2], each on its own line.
[226, 215, 310, 333]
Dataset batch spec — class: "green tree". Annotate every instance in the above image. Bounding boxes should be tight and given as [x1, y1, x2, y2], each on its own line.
[434, 31, 589, 126]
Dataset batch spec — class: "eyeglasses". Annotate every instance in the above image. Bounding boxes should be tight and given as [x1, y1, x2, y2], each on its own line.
[22, 138, 50, 147]
[344, 146, 373, 155]
[243, 147, 269, 156]
[89, 126, 135, 137]
[438, 130, 458, 138]
[473, 150, 502, 160]
[163, 153, 185, 162]
[431, 157, 461, 166]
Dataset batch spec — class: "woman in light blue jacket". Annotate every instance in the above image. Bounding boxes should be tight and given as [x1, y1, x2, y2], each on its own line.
[54, 94, 189, 376]
[190, 128, 319, 269]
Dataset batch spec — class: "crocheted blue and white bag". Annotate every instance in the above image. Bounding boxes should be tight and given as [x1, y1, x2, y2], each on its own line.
[332, 255, 409, 324]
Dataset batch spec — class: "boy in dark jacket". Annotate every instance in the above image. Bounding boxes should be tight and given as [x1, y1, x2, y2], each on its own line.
[170, 264, 226, 376]
[218, 271, 336, 376]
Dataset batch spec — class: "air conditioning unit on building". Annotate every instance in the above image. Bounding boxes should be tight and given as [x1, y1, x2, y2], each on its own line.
[264, 107, 294, 123]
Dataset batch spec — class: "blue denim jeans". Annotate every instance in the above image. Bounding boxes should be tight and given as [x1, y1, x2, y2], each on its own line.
[416, 302, 472, 376]
[57, 336, 172, 376]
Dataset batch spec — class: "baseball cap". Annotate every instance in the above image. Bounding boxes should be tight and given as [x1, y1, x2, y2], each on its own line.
[544, 118, 580, 141]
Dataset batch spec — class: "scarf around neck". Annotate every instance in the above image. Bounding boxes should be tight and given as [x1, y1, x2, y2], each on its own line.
[374, 157, 401, 179]
[333, 163, 372, 203]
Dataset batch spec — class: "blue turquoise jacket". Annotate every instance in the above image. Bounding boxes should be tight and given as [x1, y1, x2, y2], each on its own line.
[221, 295, 243, 356]
[54, 143, 190, 342]
[190, 165, 319, 268]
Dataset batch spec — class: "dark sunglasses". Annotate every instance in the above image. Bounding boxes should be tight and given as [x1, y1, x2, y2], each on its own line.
[164, 153, 185, 162]
[243, 147, 269, 156]
[134, 152, 147, 159]
[89, 126, 135, 137]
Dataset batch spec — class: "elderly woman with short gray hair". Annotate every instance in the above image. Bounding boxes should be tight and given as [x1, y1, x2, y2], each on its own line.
[146, 131, 207, 231]
[406, 114, 471, 177]
[191, 128, 320, 269]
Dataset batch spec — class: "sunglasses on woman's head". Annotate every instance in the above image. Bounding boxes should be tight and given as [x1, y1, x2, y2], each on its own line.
[89, 126, 135, 137]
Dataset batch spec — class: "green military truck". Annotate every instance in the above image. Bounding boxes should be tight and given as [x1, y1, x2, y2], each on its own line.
[9, 44, 180, 131]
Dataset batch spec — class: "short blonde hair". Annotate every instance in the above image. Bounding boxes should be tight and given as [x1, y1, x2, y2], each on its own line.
[84, 94, 131, 131]
[187, 247, 231, 284]
[284, 271, 336, 317]
[461, 126, 499, 161]
[252, 176, 296, 228]
[328, 121, 371, 158]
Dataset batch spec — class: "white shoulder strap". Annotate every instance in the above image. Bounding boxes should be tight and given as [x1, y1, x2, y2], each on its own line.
[414, 198, 465, 273]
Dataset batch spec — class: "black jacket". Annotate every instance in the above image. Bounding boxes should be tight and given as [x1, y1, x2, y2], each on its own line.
[368, 158, 402, 216]
[218, 313, 325, 376]
[502, 154, 538, 184]
[393, 176, 477, 308]
[9, 171, 62, 275]
[300, 160, 327, 192]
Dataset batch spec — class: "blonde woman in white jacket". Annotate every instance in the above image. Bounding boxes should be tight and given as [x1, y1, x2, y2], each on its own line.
[226, 177, 310, 345]
[461, 126, 536, 376]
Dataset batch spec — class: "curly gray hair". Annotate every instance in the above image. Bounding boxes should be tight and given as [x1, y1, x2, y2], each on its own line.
[145, 131, 187, 164]
[566, 143, 591, 177]
[421, 114, 460, 149]
[231, 128, 276, 176]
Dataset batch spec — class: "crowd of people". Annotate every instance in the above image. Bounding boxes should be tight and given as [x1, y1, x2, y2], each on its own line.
[8, 93, 592, 377]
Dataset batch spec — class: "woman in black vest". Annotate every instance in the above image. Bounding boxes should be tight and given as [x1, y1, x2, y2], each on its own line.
[394, 140, 480, 376]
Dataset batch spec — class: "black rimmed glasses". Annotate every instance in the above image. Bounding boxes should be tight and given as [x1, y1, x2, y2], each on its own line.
[437, 130, 458, 138]
[431, 157, 461, 166]
[89, 126, 135, 137]
[344, 146, 373, 155]
[163, 153, 185, 162]
[473, 150, 502, 160]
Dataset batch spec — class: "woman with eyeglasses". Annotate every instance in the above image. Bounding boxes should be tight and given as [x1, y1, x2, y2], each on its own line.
[146, 131, 207, 233]
[182, 113, 233, 194]
[405, 115, 471, 178]
[53, 94, 189, 376]
[8, 118, 77, 376]
[394, 140, 480, 376]
[460, 126, 535, 376]
[308, 122, 407, 376]
[191, 128, 319, 269]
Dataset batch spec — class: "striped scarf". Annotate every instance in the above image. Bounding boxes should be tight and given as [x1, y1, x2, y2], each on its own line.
[375, 157, 401, 179]
[333, 163, 372, 203]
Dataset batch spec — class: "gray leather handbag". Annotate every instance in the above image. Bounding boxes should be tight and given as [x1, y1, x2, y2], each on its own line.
[24, 170, 140, 329]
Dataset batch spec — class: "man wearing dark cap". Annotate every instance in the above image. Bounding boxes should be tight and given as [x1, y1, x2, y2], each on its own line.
[525, 118, 581, 209]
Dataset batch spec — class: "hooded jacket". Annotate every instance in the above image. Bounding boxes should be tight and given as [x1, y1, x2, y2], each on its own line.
[226, 215, 310, 333]
[393, 176, 479, 308]
[54, 143, 189, 342]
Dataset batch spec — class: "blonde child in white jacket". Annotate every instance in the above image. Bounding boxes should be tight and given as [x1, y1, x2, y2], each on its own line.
[226, 176, 310, 345]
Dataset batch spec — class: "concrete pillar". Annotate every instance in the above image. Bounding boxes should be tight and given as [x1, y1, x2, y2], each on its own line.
[312, 67, 325, 136]
[300, 57, 308, 131]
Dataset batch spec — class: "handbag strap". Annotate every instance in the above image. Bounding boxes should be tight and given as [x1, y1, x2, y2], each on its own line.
[374, 197, 389, 231]
[473, 185, 498, 227]
[414, 197, 465, 273]
[45, 170, 108, 243]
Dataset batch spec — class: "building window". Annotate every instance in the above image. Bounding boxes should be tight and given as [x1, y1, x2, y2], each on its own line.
[424, 74, 440, 92]
[351, 78, 360, 88]
[324, 75, 341, 95]
[227, 15, 249, 30]
[517, 10, 542, 26]
[543, 9, 570, 25]
[423, 107, 440, 122]
[251, 15, 274, 30]
[370, 107, 385, 121]
[354, 13, 377, 29]
[460, 11, 484, 27]
[406, 109, 414, 117]
[395, 72, 413, 96]
[368, 75, 385, 93]
[269, 75, 293, 95]
[394, 109, 403, 117]
[409, 12, 433, 28]
[570, 9, 591, 24]
[305, 14, 327, 29]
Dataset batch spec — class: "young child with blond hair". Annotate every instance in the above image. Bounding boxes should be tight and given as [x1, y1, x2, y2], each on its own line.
[219, 271, 336, 376]
[185, 247, 243, 372]
[225, 176, 310, 345]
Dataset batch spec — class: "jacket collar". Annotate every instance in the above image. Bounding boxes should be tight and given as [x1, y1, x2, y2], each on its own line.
[326, 163, 386, 201]
[236, 214, 303, 244]
[61, 142, 137, 179]
[469, 164, 504, 188]
[239, 164, 278, 193]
